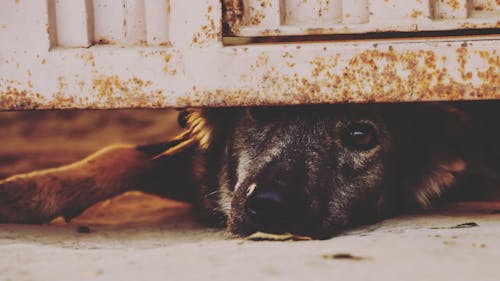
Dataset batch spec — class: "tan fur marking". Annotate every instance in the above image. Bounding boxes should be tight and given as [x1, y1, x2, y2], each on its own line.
[155, 109, 214, 159]
[415, 158, 466, 208]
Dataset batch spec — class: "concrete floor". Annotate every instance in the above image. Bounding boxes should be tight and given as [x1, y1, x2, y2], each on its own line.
[1, 197, 500, 281]
[1, 109, 499, 281]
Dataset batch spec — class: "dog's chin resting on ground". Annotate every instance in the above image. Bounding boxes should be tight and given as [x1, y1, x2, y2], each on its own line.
[0, 102, 498, 239]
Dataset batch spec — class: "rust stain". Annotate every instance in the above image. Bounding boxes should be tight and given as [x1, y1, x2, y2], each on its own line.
[164, 53, 172, 63]
[90, 75, 164, 108]
[260, 28, 282, 36]
[79, 52, 96, 67]
[94, 38, 112, 45]
[223, 0, 243, 34]
[52, 92, 76, 107]
[57, 76, 67, 92]
[456, 46, 469, 80]
[193, 3, 221, 45]
[0, 79, 45, 110]
[176, 46, 499, 107]
[473, 1, 496, 12]
[0, 89, 44, 110]
[477, 50, 500, 86]
[410, 10, 423, 18]
[0, 75, 166, 110]
[259, 0, 270, 8]
[310, 55, 339, 77]
[446, 0, 461, 11]
[249, 7, 266, 25]
[1, 42, 498, 109]
[162, 52, 177, 75]
[474, 5, 484, 11]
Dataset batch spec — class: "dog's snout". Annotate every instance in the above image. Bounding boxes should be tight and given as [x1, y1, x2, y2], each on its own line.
[246, 188, 287, 219]
[245, 181, 298, 233]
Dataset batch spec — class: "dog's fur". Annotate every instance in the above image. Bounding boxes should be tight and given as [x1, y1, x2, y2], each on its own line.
[0, 101, 498, 238]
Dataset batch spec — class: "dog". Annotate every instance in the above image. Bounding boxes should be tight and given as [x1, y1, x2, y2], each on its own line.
[0, 101, 498, 239]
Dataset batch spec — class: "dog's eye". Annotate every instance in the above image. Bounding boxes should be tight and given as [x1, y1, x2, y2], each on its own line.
[342, 123, 378, 151]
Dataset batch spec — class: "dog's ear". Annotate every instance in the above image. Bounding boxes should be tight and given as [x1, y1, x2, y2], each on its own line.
[395, 104, 468, 209]
[410, 153, 466, 208]
[154, 109, 216, 159]
[155, 108, 238, 158]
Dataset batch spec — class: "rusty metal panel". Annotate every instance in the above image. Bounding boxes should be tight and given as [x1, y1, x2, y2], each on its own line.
[226, 0, 500, 36]
[0, 0, 498, 109]
[183, 37, 499, 106]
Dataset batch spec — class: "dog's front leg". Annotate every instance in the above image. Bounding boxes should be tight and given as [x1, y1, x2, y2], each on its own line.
[0, 142, 193, 224]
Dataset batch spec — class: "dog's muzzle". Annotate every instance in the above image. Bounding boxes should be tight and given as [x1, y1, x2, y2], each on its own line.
[244, 178, 303, 234]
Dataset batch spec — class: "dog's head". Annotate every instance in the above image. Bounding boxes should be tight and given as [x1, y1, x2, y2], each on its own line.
[179, 104, 467, 239]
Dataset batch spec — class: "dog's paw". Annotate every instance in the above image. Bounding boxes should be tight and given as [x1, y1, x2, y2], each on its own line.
[0, 176, 59, 224]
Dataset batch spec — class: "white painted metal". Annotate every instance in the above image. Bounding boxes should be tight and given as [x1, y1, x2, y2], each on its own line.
[285, 0, 342, 25]
[342, 0, 369, 24]
[369, 0, 431, 21]
[0, 0, 498, 109]
[92, 0, 147, 45]
[145, 0, 171, 46]
[54, 0, 93, 48]
[236, 0, 500, 36]
[434, 0, 471, 19]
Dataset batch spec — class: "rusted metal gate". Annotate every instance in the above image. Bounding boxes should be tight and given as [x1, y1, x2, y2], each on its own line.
[0, 0, 498, 109]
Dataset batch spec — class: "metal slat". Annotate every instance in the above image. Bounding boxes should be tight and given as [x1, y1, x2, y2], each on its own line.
[227, 0, 500, 36]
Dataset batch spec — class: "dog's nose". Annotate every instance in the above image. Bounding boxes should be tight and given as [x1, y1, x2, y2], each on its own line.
[245, 183, 297, 232]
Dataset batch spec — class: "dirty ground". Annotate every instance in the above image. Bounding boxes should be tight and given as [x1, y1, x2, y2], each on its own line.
[0, 109, 499, 281]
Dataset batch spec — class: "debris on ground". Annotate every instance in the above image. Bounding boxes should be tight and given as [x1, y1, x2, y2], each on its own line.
[451, 222, 479, 228]
[321, 253, 372, 261]
[241, 232, 312, 242]
[429, 222, 479, 229]
[77, 226, 91, 233]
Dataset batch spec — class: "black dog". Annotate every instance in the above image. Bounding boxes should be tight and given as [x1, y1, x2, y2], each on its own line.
[0, 101, 498, 239]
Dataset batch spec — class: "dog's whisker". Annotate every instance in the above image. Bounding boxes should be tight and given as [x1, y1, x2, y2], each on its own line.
[205, 190, 231, 197]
